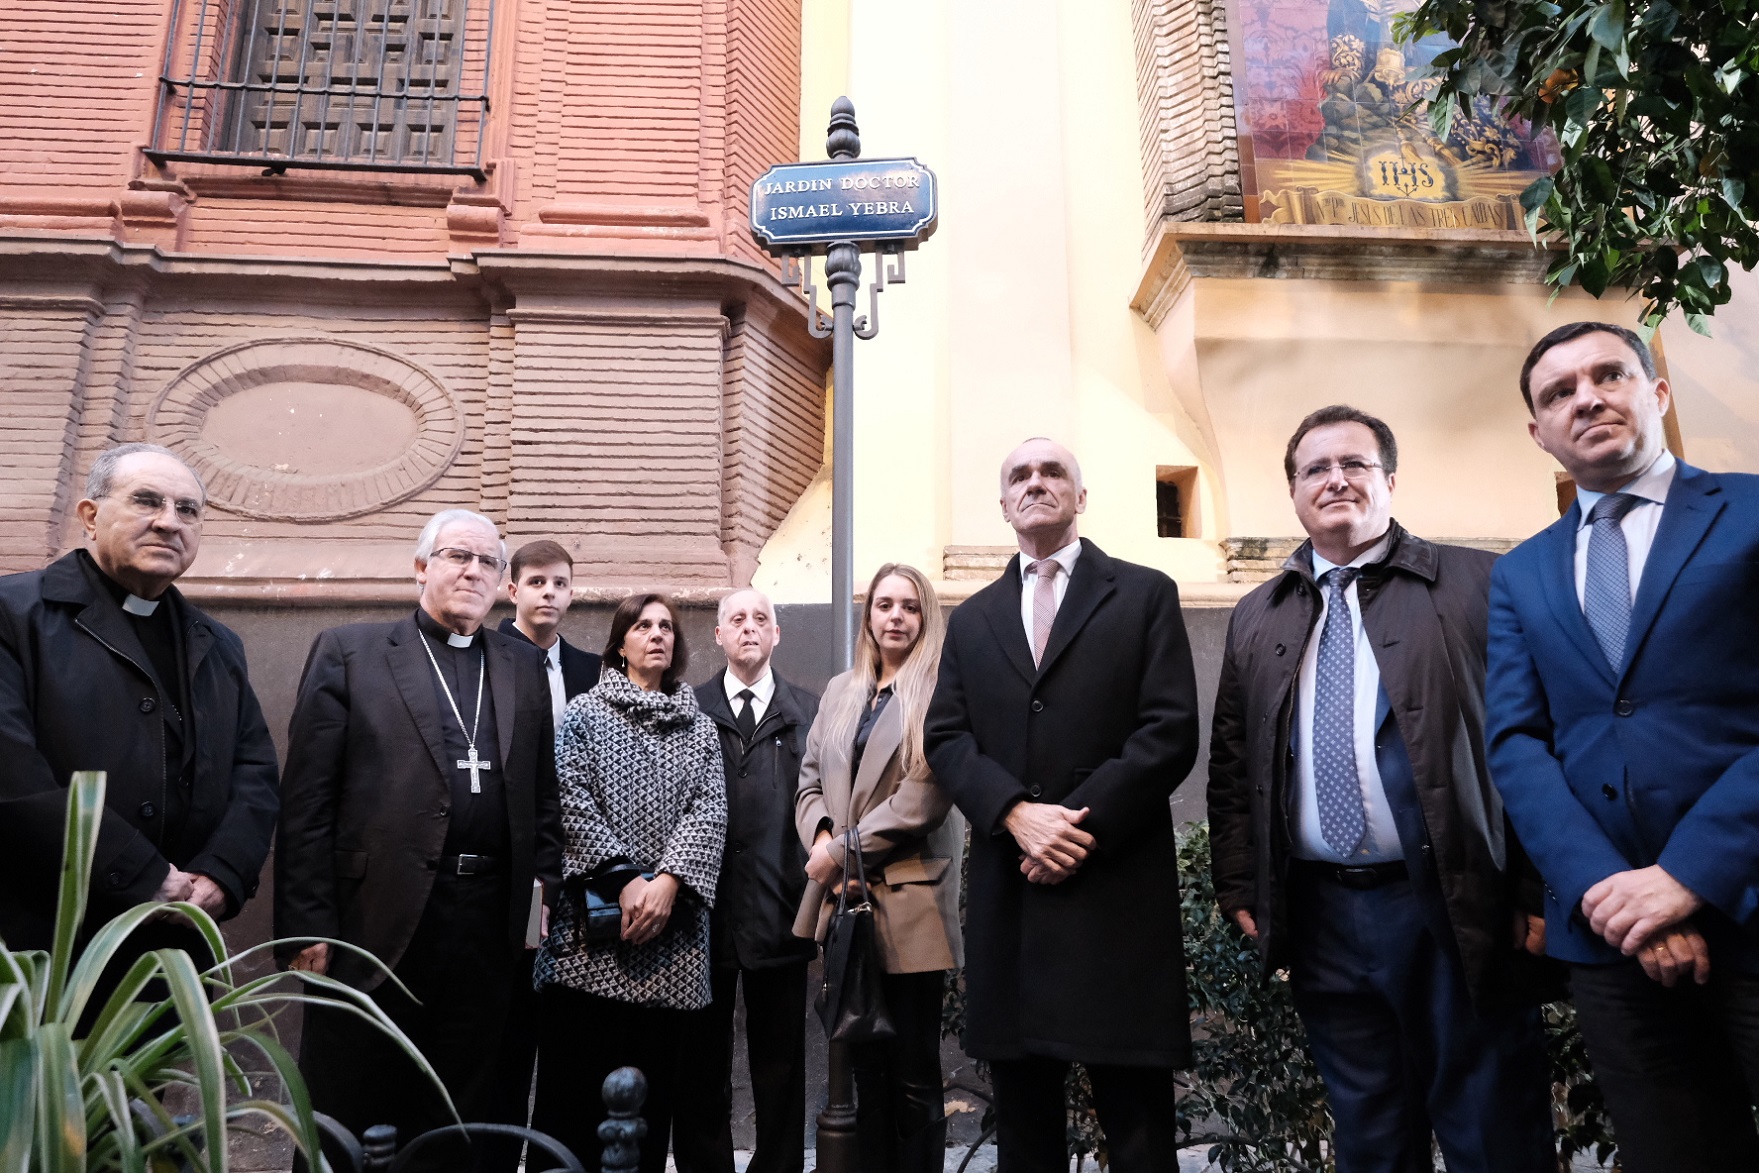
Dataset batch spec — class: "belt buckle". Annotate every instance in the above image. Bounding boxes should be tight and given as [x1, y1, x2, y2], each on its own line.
[455, 854, 481, 875]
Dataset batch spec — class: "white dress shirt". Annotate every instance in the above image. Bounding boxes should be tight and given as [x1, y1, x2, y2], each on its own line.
[542, 639, 567, 732]
[1572, 450, 1677, 608]
[1018, 538, 1082, 651]
[1291, 533, 1404, 864]
[723, 664, 776, 728]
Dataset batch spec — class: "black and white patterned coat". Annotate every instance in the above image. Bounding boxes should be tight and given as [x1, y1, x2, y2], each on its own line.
[534, 668, 727, 1008]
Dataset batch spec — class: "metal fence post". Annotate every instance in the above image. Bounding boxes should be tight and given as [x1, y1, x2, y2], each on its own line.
[598, 1067, 648, 1173]
[361, 1125, 398, 1173]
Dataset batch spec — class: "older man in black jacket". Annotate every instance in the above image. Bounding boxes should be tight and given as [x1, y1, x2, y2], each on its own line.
[675, 587, 819, 1173]
[277, 508, 561, 1167]
[0, 442, 279, 950]
[1207, 407, 1553, 1173]
[926, 438, 1199, 1173]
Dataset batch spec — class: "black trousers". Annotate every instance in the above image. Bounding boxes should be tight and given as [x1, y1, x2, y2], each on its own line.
[530, 985, 719, 1173]
[1569, 958, 1759, 1173]
[1286, 871, 1555, 1173]
[989, 1056, 1180, 1173]
[849, 970, 948, 1173]
[670, 960, 810, 1173]
[478, 950, 540, 1173]
[300, 872, 520, 1173]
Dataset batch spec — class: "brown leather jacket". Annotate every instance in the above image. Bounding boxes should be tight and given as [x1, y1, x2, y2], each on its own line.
[1207, 522, 1547, 1004]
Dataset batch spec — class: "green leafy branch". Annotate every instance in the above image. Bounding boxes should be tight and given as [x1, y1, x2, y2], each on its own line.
[1395, 0, 1759, 328]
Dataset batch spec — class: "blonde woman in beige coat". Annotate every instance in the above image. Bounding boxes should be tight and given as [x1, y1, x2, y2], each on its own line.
[794, 562, 964, 1173]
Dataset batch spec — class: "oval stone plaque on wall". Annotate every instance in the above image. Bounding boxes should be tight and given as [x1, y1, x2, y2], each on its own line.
[147, 337, 465, 522]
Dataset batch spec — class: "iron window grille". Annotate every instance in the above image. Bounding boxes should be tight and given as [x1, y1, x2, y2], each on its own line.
[147, 0, 494, 179]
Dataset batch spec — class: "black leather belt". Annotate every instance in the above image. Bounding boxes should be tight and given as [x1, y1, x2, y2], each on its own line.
[439, 853, 506, 876]
[1290, 858, 1409, 890]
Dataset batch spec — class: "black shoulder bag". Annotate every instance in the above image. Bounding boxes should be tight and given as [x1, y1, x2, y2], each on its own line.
[814, 828, 896, 1042]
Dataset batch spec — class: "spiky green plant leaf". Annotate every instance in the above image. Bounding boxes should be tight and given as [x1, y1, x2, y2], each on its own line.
[2, 769, 450, 1173]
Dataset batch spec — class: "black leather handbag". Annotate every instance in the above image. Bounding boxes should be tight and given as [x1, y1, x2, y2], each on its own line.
[815, 829, 896, 1043]
[563, 862, 644, 948]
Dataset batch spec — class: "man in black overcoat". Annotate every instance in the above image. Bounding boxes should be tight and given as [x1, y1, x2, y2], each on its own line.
[676, 587, 819, 1173]
[275, 509, 561, 1166]
[925, 437, 1200, 1173]
[0, 442, 278, 952]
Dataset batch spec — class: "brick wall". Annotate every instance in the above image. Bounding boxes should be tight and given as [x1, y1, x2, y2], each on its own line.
[0, 0, 828, 594]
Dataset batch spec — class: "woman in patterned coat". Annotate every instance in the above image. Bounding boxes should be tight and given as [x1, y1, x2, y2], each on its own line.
[531, 592, 727, 1173]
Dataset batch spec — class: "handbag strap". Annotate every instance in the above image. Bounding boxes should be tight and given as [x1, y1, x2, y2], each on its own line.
[835, 826, 874, 913]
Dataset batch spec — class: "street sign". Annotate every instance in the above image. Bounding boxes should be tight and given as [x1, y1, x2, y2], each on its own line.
[748, 157, 938, 253]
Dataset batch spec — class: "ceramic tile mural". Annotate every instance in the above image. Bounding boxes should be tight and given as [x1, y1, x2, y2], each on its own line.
[1232, 0, 1560, 228]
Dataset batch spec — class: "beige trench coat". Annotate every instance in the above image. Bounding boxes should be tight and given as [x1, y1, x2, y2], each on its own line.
[792, 671, 964, 974]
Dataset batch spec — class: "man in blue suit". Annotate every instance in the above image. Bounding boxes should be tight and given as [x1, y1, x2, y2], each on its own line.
[1488, 321, 1759, 1173]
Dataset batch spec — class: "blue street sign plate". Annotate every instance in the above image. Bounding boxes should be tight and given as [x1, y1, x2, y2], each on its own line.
[749, 157, 938, 253]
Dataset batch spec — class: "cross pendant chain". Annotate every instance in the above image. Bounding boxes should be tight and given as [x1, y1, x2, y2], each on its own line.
[419, 633, 488, 793]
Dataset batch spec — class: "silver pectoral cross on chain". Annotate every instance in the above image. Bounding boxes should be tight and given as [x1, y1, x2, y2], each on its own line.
[419, 629, 490, 795]
[457, 747, 491, 794]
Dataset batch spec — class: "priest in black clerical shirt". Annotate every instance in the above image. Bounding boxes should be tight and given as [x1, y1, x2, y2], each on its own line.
[0, 442, 279, 951]
[275, 508, 561, 1167]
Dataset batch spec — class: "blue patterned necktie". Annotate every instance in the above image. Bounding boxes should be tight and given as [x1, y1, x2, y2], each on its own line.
[1314, 566, 1366, 857]
[1583, 492, 1643, 670]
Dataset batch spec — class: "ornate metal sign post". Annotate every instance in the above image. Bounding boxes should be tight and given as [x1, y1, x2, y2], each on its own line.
[748, 98, 939, 1173]
[749, 96, 938, 671]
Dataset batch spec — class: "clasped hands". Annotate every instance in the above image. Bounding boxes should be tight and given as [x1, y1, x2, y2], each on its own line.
[1006, 802, 1093, 886]
[619, 872, 678, 945]
[153, 867, 228, 915]
[1582, 864, 1708, 988]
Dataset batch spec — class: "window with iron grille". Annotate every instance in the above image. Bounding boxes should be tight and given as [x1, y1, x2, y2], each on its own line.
[149, 0, 494, 177]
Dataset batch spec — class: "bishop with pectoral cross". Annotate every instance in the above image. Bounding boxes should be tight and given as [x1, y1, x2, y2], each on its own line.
[278, 511, 562, 1163]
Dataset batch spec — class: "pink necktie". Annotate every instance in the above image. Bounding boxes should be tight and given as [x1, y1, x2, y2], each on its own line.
[1028, 559, 1060, 667]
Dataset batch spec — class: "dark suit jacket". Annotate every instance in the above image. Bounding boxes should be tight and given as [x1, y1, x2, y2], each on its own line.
[697, 669, 819, 969]
[1208, 524, 1541, 1003]
[925, 539, 1200, 1066]
[498, 618, 601, 699]
[1488, 461, 1759, 969]
[274, 615, 563, 990]
[0, 551, 279, 948]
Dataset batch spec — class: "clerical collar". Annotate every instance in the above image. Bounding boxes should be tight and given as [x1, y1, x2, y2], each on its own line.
[122, 594, 160, 617]
[415, 608, 478, 648]
[80, 551, 170, 619]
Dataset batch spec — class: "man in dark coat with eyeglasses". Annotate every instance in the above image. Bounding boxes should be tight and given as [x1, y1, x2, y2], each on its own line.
[276, 508, 561, 1169]
[0, 442, 278, 953]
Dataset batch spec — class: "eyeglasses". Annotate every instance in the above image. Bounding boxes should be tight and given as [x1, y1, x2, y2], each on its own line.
[111, 490, 204, 524]
[432, 547, 508, 574]
[1294, 459, 1385, 485]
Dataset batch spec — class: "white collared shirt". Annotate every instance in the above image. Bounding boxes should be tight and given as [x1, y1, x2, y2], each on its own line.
[723, 665, 775, 728]
[1291, 532, 1404, 864]
[542, 639, 567, 732]
[1572, 450, 1677, 608]
[1018, 538, 1082, 651]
